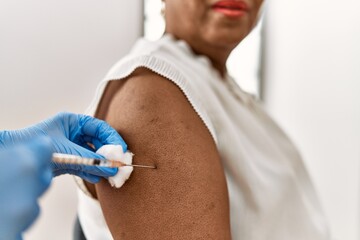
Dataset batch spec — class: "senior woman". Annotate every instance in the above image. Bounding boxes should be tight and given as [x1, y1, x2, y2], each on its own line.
[75, 0, 330, 239]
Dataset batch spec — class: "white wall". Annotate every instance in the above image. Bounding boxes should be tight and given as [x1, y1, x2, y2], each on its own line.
[264, 1, 360, 240]
[0, 0, 142, 239]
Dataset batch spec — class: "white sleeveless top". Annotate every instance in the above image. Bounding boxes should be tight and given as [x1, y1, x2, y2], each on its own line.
[77, 34, 330, 240]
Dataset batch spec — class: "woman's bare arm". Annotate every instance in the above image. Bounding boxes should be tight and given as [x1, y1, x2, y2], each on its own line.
[92, 68, 231, 239]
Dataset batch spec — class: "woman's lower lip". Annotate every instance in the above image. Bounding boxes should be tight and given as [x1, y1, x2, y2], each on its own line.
[212, 7, 247, 18]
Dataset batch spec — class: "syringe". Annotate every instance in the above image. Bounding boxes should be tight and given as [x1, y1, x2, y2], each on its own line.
[52, 153, 156, 169]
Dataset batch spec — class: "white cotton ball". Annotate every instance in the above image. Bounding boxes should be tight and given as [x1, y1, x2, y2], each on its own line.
[96, 145, 134, 188]
[108, 151, 134, 188]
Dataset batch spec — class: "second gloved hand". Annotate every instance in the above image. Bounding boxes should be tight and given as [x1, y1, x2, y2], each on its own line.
[0, 137, 52, 240]
[0, 112, 127, 183]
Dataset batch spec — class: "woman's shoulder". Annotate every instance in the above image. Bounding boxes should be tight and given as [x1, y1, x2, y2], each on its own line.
[91, 36, 218, 144]
[98, 67, 209, 129]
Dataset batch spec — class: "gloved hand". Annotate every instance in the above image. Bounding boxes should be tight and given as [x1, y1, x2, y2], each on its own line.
[0, 137, 53, 240]
[0, 112, 127, 183]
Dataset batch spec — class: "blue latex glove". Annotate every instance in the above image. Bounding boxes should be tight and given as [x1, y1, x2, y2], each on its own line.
[0, 112, 127, 183]
[0, 137, 53, 240]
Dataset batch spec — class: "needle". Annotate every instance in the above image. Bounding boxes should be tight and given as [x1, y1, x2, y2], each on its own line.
[123, 164, 157, 169]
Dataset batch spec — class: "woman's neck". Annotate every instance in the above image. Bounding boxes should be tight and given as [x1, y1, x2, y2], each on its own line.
[184, 38, 232, 78]
[194, 46, 230, 79]
[165, 33, 233, 78]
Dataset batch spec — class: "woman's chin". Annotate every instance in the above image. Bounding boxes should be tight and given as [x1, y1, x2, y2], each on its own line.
[204, 31, 249, 49]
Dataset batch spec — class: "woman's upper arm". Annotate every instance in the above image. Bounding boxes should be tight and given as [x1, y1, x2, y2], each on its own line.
[95, 68, 231, 239]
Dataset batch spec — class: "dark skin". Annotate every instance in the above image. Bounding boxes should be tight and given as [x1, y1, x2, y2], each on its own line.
[85, 0, 264, 238]
[88, 69, 231, 239]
